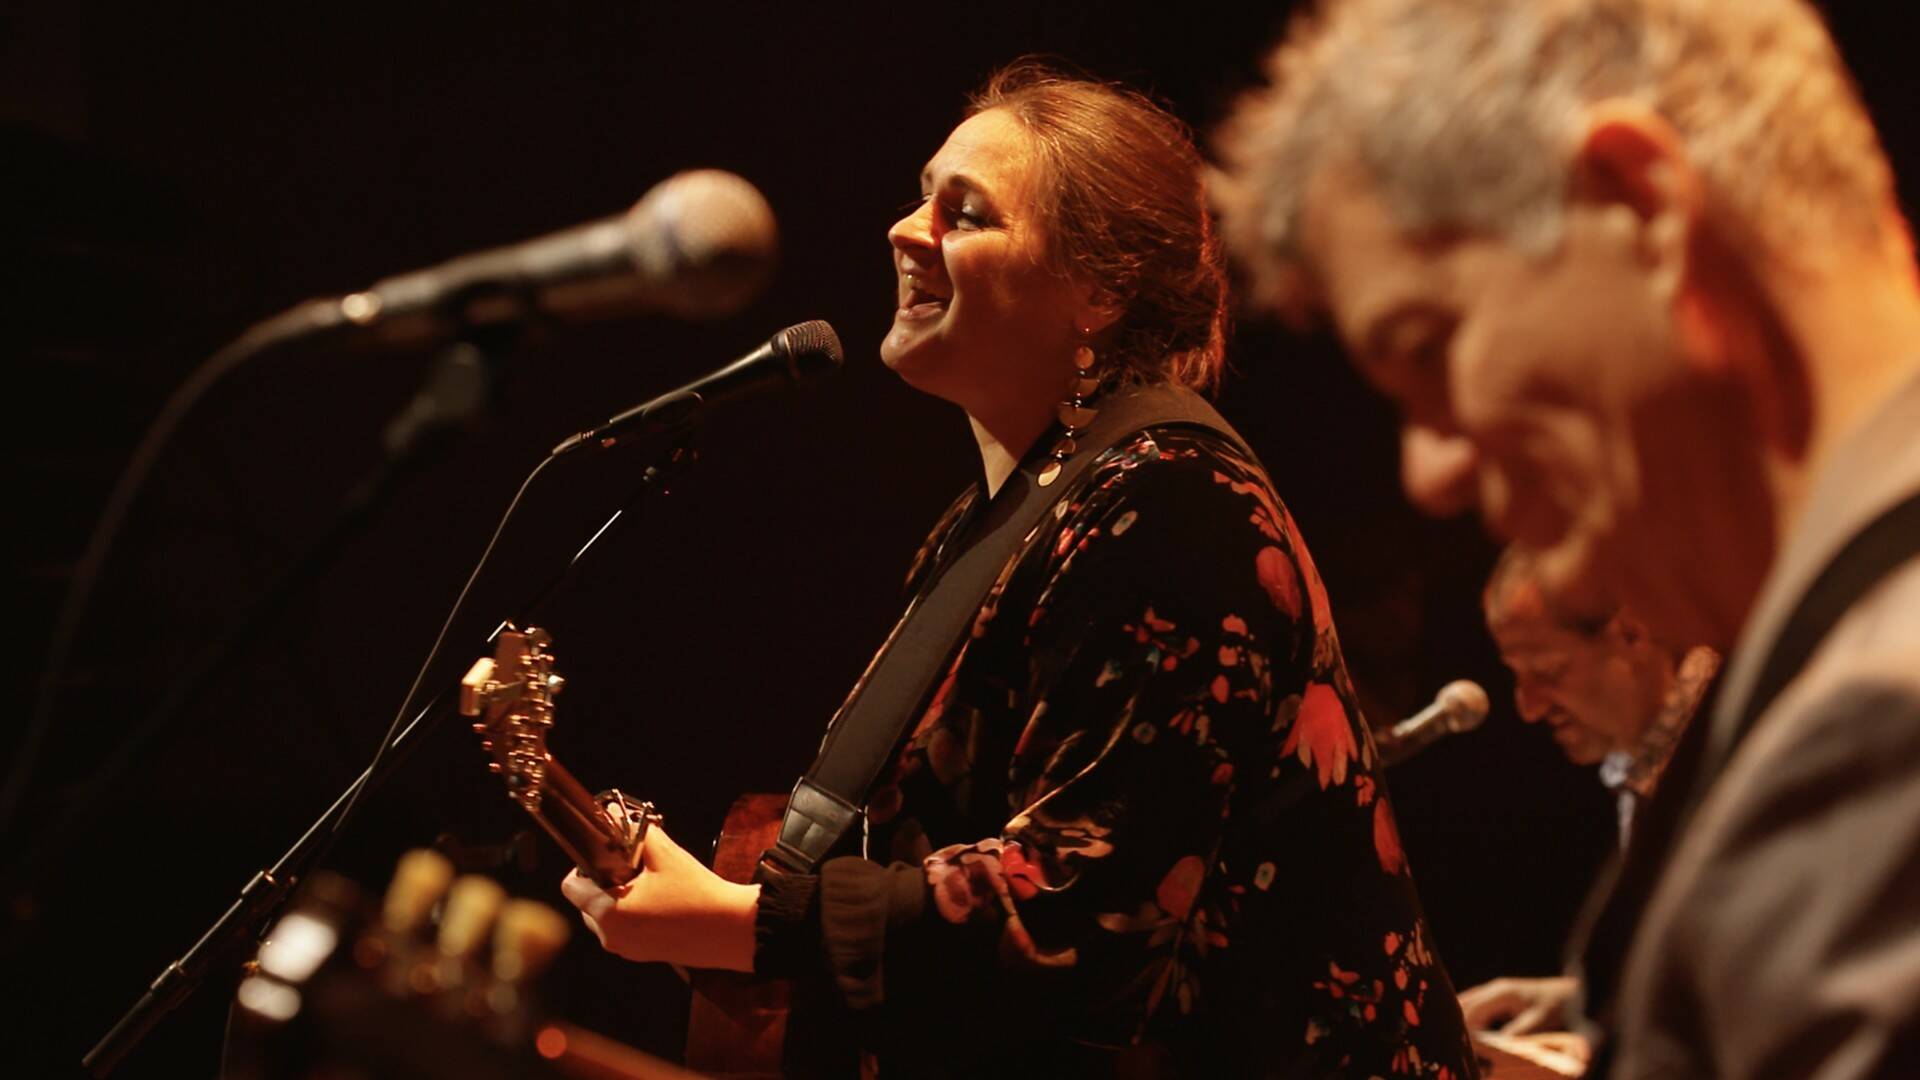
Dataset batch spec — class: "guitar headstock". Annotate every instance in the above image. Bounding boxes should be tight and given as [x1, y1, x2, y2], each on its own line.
[459, 627, 563, 814]
[458, 627, 651, 888]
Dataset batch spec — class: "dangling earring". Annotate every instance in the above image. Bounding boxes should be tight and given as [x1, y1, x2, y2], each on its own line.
[1038, 333, 1103, 487]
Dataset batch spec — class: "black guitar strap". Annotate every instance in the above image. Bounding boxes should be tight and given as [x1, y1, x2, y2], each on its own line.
[1714, 485, 1920, 766]
[759, 383, 1251, 875]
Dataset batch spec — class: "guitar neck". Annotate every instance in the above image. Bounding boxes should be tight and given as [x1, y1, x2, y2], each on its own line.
[527, 754, 643, 888]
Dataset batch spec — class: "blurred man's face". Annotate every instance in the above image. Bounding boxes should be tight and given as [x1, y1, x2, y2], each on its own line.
[1298, 160, 1728, 643]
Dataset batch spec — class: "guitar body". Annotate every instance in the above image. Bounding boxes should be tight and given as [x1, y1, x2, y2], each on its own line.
[684, 793, 791, 1078]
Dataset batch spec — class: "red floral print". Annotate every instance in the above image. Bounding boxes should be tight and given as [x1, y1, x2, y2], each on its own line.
[1375, 796, 1407, 875]
[1256, 545, 1304, 619]
[1155, 855, 1206, 920]
[1283, 681, 1358, 788]
[847, 429, 1471, 1077]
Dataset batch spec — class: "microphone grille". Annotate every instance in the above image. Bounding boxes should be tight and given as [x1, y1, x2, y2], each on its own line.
[777, 320, 845, 378]
[1438, 679, 1490, 732]
[626, 169, 778, 318]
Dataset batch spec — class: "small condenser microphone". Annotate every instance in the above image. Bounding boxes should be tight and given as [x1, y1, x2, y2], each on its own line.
[1374, 679, 1490, 767]
[550, 320, 844, 456]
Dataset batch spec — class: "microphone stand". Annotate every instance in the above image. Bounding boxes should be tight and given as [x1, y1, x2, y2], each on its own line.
[79, 372, 704, 1077]
[2, 335, 505, 915]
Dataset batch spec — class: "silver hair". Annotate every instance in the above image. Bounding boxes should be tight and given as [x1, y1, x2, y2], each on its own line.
[1215, 0, 1897, 308]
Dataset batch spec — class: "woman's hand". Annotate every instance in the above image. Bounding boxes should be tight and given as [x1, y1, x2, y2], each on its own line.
[1458, 974, 1580, 1034]
[558, 824, 759, 973]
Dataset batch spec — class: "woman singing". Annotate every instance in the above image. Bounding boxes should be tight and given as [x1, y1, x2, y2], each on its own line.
[561, 62, 1475, 1079]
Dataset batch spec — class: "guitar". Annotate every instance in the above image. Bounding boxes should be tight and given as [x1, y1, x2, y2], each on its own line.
[459, 627, 792, 1078]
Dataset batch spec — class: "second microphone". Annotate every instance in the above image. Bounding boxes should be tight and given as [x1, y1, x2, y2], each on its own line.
[550, 321, 844, 457]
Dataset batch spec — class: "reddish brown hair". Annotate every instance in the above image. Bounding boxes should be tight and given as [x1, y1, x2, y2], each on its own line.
[969, 60, 1230, 391]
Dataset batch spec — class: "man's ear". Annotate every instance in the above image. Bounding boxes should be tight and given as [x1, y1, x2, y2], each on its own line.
[1572, 100, 1702, 303]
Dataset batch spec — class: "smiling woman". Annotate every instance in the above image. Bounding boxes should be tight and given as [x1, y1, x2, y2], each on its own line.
[880, 105, 1099, 467]
[559, 60, 1477, 1078]
[881, 62, 1233, 499]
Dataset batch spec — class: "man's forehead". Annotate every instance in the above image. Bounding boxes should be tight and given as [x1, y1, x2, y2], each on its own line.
[1297, 160, 1454, 353]
[1495, 618, 1583, 649]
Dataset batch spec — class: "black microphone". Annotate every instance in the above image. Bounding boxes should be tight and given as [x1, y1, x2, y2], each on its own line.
[1374, 679, 1490, 767]
[295, 170, 777, 348]
[550, 320, 844, 456]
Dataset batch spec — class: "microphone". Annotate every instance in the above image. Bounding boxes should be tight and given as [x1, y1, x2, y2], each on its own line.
[550, 320, 844, 456]
[304, 169, 778, 347]
[1374, 679, 1490, 767]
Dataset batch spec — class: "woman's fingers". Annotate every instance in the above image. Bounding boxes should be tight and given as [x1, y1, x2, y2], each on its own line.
[551, 821, 756, 971]
[640, 822, 691, 872]
[577, 909, 607, 947]
[560, 868, 615, 922]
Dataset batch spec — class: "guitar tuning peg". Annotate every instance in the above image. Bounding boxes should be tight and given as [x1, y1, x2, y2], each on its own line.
[491, 899, 570, 984]
[437, 875, 506, 961]
[381, 849, 453, 937]
[488, 763, 503, 774]
[545, 675, 565, 695]
[471, 722, 488, 734]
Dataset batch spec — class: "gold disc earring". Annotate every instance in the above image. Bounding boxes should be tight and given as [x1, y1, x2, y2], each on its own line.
[1038, 336, 1102, 487]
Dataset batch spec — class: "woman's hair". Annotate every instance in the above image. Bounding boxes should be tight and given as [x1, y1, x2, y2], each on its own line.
[968, 59, 1229, 392]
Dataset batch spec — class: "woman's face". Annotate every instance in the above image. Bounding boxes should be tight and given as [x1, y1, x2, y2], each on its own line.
[882, 108, 1095, 418]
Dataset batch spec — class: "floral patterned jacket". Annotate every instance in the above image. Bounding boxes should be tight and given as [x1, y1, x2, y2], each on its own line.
[754, 426, 1476, 1079]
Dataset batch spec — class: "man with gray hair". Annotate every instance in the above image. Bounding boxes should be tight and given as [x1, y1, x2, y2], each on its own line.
[1216, 1, 1920, 1076]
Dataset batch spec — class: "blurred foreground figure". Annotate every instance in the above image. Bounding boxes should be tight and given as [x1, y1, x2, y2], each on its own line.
[1217, 1, 1920, 1076]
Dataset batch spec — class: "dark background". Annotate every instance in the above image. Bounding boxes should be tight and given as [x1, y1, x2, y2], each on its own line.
[2, 3, 1911, 1076]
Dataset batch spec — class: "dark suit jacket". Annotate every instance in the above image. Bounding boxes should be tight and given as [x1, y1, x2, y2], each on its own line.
[1578, 369, 1920, 1078]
